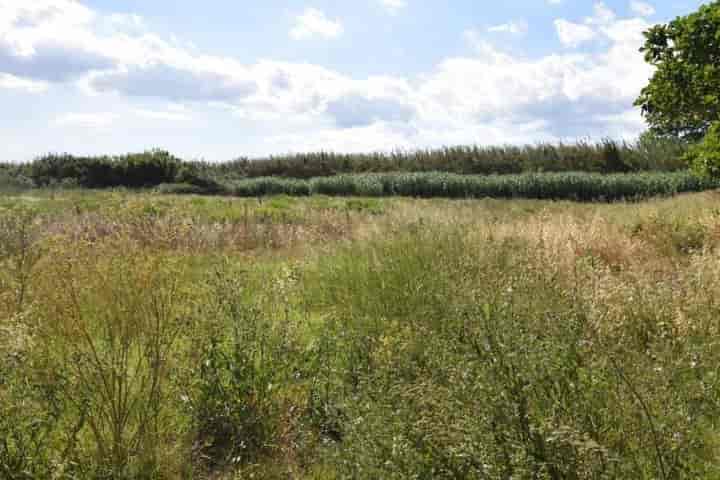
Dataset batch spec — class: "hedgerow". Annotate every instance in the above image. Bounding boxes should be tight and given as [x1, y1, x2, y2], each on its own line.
[0, 136, 691, 191]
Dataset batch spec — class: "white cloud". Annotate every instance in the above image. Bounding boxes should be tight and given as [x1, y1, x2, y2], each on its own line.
[55, 112, 117, 128]
[54, 106, 191, 128]
[594, 18, 654, 98]
[554, 1, 632, 48]
[417, 3, 653, 140]
[103, 13, 146, 34]
[89, 63, 259, 102]
[487, 20, 528, 36]
[463, 31, 507, 58]
[586, 2, 616, 25]
[377, 0, 407, 14]
[0, 0, 115, 81]
[630, 1, 655, 17]
[133, 108, 191, 121]
[0, 72, 47, 92]
[289, 8, 343, 40]
[554, 19, 597, 47]
[265, 122, 416, 153]
[418, 50, 586, 123]
[2, 0, 655, 153]
[326, 94, 415, 128]
[593, 108, 646, 139]
[0, 0, 96, 31]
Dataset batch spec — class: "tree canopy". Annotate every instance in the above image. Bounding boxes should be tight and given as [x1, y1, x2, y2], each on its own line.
[635, 1, 720, 140]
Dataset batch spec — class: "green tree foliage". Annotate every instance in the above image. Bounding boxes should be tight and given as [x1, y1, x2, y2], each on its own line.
[685, 121, 720, 178]
[28, 149, 184, 188]
[635, 1, 720, 140]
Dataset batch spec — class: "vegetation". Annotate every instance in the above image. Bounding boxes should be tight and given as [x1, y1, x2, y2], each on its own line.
[225, 170, 718, 201]
[635, 1, 720, 140]
[0, 135, 710, 201]
[0, 137, 689, 190]
[2, 190, 720, 478]
[25, 149, 189, 189]
[209, 136, 688, 179]
[686, 122, 720, 179]
[4, 3, 720, 477]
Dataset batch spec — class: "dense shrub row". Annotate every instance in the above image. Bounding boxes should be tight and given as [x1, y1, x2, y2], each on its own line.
[26, 149, 184, 188]
[208, 136, 688, 179]
[0, 164, 33, 192]
[0, 149, 221, 191]
[223, 171, 718, 201]
[0, 136, 690, 191]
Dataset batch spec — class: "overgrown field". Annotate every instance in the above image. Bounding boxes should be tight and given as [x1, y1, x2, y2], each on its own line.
[2, 190, 720, 479]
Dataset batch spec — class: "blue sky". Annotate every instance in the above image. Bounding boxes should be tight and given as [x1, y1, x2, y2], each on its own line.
[0, 0, 709, 161]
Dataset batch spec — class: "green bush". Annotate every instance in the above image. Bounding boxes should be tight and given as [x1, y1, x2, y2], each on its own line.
[189, 265, 302, 471]
[156, 183, 209, 195]
[0, 170, 33, 192]
[33, 245, 196, 478]
[687, 122, 720, 179]
[27, 150, 187, 189]
[0, 347, 71, 480]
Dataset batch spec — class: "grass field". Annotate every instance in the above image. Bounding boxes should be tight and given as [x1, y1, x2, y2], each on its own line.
[2, 189, 720, 478]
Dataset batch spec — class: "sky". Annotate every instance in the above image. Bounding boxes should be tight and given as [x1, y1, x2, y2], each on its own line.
[0, 0, 709, 161]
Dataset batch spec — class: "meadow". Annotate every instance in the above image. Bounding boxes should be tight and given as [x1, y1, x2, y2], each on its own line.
[2, 188, 720, 479]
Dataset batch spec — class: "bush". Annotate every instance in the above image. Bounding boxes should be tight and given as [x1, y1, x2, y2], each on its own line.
[28, 150, 184, 189]
[0, 169, 34, 192]
[189, 265, 301, 471]
[686, 122, 720, 179]
[156, 183, 210, 195]
[117, 150, 181, 187]
[34, 243, 195, 478]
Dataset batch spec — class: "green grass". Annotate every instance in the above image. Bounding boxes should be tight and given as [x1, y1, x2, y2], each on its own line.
[2, 190, 720, 478]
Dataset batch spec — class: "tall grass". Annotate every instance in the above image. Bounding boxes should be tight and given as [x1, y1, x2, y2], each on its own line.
[3, 192, 720, 477]
[212, 136, 689, 179]
[225, 171, 718, 201]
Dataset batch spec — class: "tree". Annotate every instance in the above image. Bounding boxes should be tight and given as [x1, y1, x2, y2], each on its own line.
[685, 121, 720, 178]
[635, 1, 720, 140]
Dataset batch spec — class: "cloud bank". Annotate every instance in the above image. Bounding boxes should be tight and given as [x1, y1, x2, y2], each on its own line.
[0, 0, 657, 154]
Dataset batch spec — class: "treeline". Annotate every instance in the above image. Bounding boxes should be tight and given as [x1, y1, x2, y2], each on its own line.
[212, 136, 688, 179]
[0, 136, 691, 192]
[0, 150, 221, 191]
